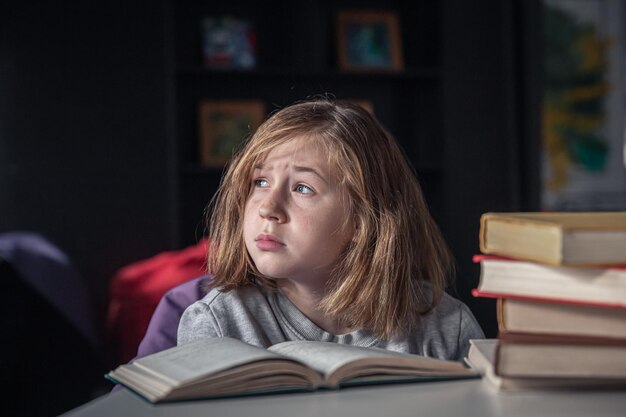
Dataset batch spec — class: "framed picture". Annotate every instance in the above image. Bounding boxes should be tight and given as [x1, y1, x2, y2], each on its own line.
[201, 17, 256, 70]
[541, 0, 626, 210]
[198, 100, 265, 167]
[336, 10, 403, 72]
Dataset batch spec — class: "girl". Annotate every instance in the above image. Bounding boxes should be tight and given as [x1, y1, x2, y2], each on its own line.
[178, 99, 484, 361]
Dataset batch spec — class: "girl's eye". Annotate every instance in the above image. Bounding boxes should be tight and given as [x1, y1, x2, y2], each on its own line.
[294, 184, 314, 194]
[254, 178, 269, 188]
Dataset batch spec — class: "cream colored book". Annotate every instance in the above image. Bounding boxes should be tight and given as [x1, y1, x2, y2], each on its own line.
[107, 337, 476, 403]
[497, 297, 626, 339]
[479, 212, 626, 266]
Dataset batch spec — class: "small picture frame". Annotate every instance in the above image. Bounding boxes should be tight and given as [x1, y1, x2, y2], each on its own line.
[336, 10, 404, 72]
[198, 100, 265, 167]
[201, 16, 257, 70]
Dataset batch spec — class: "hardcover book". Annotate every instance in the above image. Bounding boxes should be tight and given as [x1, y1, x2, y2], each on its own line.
[473, 255, 626, 307]
[491, 294, 626, 340]
[494, 333, 626, 380]
[466, 339, 626, 390]
[107, 337, 476, 403]
[479, 212, 626, 266]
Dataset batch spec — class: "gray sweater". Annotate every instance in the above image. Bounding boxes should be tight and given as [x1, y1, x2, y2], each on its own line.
[178, 284, 485, 362]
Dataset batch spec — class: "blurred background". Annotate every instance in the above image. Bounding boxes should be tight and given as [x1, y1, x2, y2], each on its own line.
[1, 0, 625, 415]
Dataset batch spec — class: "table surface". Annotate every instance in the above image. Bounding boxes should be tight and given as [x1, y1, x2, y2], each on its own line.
[61, 378, 626, 417]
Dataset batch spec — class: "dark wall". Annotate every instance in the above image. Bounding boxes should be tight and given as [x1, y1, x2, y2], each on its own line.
[0, 0, 540, 342]
[442, 0, 541, 337]
[0, 1, 176, 325]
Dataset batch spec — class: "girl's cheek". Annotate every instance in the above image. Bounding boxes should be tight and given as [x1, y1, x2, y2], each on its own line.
[245, 195, 260, 210]
[243, 203, 256, 223]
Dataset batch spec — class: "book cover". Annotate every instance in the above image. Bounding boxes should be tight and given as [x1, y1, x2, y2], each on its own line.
[479, 211, 626, 266]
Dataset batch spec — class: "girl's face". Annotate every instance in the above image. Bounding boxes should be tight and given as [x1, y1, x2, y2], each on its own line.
[243, 136, 355, 288]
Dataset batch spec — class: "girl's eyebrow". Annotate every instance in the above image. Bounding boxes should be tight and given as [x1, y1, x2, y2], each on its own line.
[253, 163, 329, 184]
[293, 165, 329, 184]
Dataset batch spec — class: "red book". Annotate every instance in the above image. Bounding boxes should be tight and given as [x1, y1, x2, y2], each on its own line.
[473, 254, 626, 308]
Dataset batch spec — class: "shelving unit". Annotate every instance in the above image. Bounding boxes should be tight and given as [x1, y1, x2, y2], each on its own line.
[172, 0, 444, 244]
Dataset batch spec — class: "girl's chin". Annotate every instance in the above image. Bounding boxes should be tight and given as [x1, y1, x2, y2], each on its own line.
[254, 266, 289, 279]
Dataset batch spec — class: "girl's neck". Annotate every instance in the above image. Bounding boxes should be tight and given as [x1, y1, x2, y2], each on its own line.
[277, 280, 352, 335]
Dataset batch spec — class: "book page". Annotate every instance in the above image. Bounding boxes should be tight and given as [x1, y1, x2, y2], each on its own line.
[268, 341, 470, 386]
[269, 341, 390, 376]
[134, 337, 284, 385]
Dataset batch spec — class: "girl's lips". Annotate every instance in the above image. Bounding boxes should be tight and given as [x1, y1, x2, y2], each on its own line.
[255, 234, 285, 251]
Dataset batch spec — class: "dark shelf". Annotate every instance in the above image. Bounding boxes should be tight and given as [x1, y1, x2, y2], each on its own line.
[174, 1, 446, 247]
[176, 66, 441, 81]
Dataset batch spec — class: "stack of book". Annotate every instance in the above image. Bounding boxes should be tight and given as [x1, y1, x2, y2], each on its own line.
[467, 211, 626, 390]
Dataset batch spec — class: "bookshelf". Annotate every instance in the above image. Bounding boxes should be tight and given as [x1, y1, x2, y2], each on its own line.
[171, 0, 445, 244]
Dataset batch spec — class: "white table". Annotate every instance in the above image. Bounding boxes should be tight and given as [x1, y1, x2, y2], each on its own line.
[61, 378, 626, 417]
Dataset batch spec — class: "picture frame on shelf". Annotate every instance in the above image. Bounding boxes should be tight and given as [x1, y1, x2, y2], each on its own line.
[197, 100, 265, 168]
[201, 16, 257, 70]
[336, 10, 404, 72]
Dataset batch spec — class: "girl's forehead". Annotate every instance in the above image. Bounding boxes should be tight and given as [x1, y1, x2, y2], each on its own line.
[250, 135, 348, 182]
[256, 135, 332, 166]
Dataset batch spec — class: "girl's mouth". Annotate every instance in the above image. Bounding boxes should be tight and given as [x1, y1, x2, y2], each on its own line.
[255, 234, 285, 250]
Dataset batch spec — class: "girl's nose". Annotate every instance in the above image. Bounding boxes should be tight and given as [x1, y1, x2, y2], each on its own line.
[258, 193, 287, 223]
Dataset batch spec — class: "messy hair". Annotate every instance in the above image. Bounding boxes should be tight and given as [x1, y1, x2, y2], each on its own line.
[206, 99, 453, 340]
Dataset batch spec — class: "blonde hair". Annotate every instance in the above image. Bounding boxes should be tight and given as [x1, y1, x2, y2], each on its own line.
[206, 99, 453, 340]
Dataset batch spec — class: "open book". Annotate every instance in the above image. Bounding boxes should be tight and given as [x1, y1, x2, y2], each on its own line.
[107, 337, 476, 402]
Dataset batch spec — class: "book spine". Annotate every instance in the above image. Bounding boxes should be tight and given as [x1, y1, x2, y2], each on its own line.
[497, 332, 626, 346]
[496, 298, 507, 334]
[478, 213, 490, 254]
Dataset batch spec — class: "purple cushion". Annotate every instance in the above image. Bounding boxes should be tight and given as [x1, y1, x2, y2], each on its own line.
[136, 275, 212, 358]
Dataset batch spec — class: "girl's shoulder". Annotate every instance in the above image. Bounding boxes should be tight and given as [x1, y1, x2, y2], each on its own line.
[418, 283, 477, 324]
[178, 284, 273, 343]
[427, 291, 485, 339]
[196, 283, 273, 311]
[433, 291, 471, 314]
